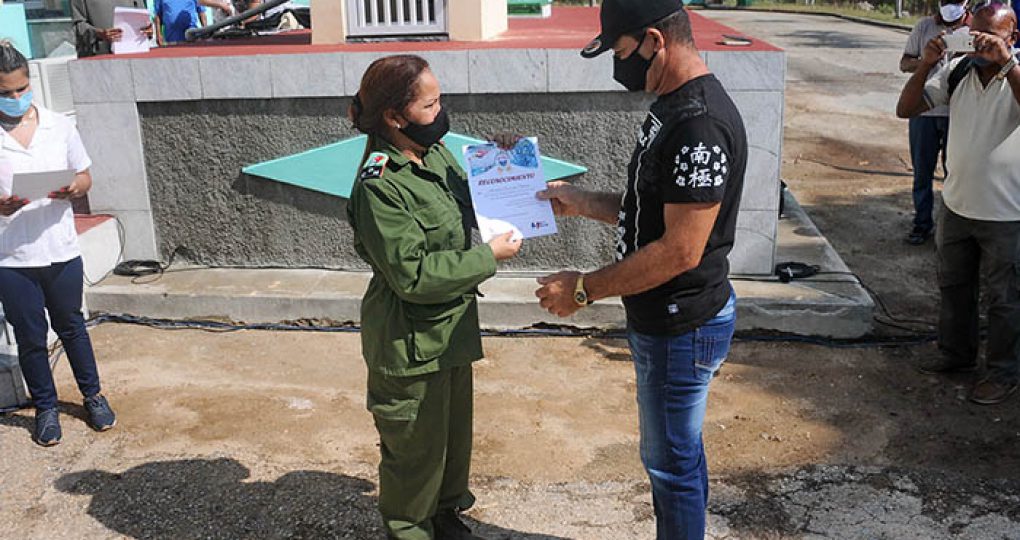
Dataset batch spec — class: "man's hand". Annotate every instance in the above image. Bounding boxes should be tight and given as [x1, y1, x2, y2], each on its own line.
[923, 32, 948, 66]
[141, 23, 154, 39]
[537, 181, 586, 218]
[536, 270, 582, 318]
[971, 31, 1013, 66]
[97, 27, 124, 42]
[0, 196, 29, 216]
[48, 179, 88, 200]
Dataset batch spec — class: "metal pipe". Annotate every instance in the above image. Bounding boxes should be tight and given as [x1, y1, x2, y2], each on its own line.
[184, 0, 290, 42]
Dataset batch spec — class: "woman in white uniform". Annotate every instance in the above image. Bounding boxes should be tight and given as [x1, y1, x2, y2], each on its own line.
[0, 41, 115, 446]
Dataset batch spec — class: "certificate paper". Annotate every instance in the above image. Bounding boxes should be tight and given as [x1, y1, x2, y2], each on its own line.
[462, 137, 558, 242]
[11, 169, 74, 201]
[112, 7, 152, 55]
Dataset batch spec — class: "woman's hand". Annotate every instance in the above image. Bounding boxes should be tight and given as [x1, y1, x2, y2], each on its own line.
[49, 175, 90, 200]
[0, 196, 28, 216]
[488, 231, 522, 261]
[490, 133, 523, 150]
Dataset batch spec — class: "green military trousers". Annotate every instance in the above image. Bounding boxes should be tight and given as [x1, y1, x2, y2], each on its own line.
[367, 364, 476, 540]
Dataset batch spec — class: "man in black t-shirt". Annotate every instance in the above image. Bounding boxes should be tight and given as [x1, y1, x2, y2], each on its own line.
[535, 1, 747, 537]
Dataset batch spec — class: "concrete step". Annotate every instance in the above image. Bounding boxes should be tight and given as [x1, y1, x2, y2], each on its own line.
[86, 192, 873, 337]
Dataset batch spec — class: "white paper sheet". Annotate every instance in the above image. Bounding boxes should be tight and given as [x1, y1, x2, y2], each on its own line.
[11, 169, 75, 201]
[462, 137, 558, 242]
[112, 7, 152, 55]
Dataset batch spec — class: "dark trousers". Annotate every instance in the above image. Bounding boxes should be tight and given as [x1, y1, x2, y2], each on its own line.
[0, 257, 101, 411]
[936, 207, 1020, 383]
[908, 115, 949, 232]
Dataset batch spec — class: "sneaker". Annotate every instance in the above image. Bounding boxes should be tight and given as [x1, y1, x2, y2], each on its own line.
[970, 378, 1019, 405]
[906, 226, 933, 245]
[917, 356, 977, 375]
[433, 509, 485, 540]
[34, 408, 61, 447]
[84, 394, 116, 431]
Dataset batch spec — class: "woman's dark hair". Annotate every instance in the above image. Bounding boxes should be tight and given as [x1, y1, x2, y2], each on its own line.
[0, 40, 29, 75]
[350, 54, 430, 140]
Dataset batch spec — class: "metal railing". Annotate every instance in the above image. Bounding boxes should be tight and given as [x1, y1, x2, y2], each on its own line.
[347, 0, 447, 37]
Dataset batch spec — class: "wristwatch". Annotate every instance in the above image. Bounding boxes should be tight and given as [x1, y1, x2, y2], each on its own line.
[573, 275, 592, 307]
[996, 56, 1018, 80]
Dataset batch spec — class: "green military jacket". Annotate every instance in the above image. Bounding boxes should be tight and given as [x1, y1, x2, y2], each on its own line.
[347, 138, 496, 376]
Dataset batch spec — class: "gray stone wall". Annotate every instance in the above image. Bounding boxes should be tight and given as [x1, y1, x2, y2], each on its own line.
[139, 93, 651, 272]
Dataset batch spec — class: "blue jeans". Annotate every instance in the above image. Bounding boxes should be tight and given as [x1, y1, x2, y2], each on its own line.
[908, 115, 948, 232]
[0, 257, 101, 411]
[627, 291, 736, 540]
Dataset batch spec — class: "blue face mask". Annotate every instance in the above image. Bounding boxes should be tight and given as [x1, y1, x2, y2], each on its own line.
[972, 56, 993, 67]
[0, 90, 33, 119]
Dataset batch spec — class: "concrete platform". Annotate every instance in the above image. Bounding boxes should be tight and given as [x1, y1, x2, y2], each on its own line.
[85, 190, 873, 338]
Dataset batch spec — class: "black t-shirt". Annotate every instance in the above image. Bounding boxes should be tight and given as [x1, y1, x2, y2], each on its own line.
[617, 74, 747, 336]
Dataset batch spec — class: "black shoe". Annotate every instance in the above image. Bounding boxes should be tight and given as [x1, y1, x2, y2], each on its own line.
[34, 408, 62, 447]
[433, 510, 484, 540]
[906, 226, 932, 245]
[84, 394, 116, 431]
[917, 356, 977, 375]
[970, 378, 1019, 405]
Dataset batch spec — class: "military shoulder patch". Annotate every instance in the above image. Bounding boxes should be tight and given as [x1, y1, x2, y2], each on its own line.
[360, 152, 389, 181]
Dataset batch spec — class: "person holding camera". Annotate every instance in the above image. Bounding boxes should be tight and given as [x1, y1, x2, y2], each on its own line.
[896, 2, 1020, 404]
[899, 0, 970, 245]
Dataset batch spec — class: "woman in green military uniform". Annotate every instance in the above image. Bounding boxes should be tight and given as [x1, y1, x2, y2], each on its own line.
[346, 55, 522, 540]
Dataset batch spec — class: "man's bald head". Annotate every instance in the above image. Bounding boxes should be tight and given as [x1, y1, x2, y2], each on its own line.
[971, 1, 1018, 38]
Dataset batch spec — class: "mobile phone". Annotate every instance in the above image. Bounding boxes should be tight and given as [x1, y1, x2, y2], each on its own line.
[942, 28, 975, 52]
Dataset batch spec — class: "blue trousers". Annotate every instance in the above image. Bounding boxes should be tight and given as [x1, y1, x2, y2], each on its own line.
[0, 257, 101, 411]
[627, 290, 736, 540]
[908, 115, 949, 232]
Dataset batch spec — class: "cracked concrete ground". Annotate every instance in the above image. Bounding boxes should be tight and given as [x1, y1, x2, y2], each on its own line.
[1, 327, 1018, 539]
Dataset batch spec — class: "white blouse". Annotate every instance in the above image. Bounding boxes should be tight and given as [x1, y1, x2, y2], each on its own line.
[0, 106, 92, 267]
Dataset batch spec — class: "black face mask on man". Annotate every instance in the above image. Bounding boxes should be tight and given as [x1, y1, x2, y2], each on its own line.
[613, 32, 660, 92]
[399, 107, 450, 148]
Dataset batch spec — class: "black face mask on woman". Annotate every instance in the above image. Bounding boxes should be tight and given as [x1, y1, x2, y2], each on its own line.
[400, 107, 450, 148]
[613, 32, 660, 92]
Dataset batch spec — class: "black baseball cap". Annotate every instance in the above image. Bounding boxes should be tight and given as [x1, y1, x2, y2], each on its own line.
[580, 0, 685, 58]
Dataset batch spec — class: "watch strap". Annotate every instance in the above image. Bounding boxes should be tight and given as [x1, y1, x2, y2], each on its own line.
[996, 56, 1018, 80]
[573, 275, 590, 307]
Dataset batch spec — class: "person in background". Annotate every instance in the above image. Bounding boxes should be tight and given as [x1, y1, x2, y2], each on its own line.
[899, 0, 970, 245]
[896, 3, 1019, 404]
[0, 42, 116, 446]
[153, 0, 206, 45]
[71, 0, 153, 57]
[347, 54, 522, 540]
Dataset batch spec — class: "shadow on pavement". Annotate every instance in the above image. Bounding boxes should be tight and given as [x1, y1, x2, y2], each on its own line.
[55, 457, 568, 540]
[778, 29, 890, 49]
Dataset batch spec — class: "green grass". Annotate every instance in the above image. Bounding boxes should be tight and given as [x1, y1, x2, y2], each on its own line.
[551, 0, 923, 27]
[716, 1, 921, 26]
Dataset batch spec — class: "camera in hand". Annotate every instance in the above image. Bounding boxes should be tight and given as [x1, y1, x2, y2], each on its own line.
[942, 27, 975, 52]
